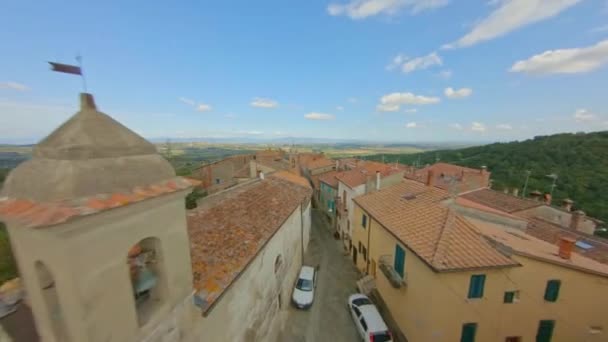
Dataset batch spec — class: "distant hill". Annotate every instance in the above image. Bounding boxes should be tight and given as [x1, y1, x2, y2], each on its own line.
[366, 131, 608, 225]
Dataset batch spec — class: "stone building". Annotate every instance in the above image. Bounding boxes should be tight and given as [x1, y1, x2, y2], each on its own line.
[0, 94, 312, 342]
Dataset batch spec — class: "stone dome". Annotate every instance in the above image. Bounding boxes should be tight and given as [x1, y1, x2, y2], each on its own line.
[1, 93, 175, 202]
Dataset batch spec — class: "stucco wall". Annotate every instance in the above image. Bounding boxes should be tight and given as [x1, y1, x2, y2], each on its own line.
[517, 205, 597, 234]
[352, 203, 608, 342]
[8, 191, 195, 342]
[194, 201, 311, 342]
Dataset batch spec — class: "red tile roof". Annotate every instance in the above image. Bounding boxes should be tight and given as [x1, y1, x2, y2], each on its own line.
[187, 176, 312, 313]
[303, 157, 335, 170]
[460, 188, 543, 213]
[354, 180, 519, 272]
[404, 162, 490, 192]
[336, 162, 400, 189]
[0, 177, 199, 229]
[270, 171, 311, 189]
[318, 170, 340, 188]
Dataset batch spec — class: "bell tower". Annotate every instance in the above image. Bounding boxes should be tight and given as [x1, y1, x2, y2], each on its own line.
[0, 94, 197, 341]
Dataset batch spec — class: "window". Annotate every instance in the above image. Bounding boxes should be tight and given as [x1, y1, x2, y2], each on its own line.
[215, 178, 221, 184]
[361, 214, 367, 228]
[358, 241, 362, 253]
[362, 245, 367, 261]
[394, 244, 406, 278]
[460, 323, 477, 342]
[371, 259, 377, 277]
[128, 237, 167, 327]
[505, 337, 521, 342]
[504, 291, 519, 303]
[544, 280, 561, 302]
[468, 274, 486, 299]
[360, 317, 368, 332]
[536, 320, 555, 342]
[589, 326, 603, 335]
[352, 306, 362, 317]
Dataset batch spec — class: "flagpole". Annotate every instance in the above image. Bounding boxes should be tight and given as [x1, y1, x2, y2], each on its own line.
[76, 55, 87, 92]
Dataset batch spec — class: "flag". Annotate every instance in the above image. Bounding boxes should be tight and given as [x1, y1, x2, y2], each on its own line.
[48, 62, 82, 75]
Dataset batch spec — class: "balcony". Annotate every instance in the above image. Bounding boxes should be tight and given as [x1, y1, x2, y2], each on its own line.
[379, 255, 406, 289]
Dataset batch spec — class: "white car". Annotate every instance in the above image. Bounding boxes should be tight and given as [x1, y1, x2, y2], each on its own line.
[291, 265, 317, 309]
[348, 294, 393, 342]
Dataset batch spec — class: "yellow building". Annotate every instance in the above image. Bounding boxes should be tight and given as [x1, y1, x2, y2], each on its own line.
[351, 179, 608, 342]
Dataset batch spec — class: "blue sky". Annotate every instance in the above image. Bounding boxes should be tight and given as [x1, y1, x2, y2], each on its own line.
[1, 0, 608, 144]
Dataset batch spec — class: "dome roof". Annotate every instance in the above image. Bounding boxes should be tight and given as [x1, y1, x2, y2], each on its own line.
[1, 93, 175, 202]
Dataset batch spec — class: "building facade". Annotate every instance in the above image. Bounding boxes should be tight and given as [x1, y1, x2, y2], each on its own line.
[351, 179, 608, 342]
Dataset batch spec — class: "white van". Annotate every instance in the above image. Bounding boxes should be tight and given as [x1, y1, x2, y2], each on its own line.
[347, 294, 393, 342]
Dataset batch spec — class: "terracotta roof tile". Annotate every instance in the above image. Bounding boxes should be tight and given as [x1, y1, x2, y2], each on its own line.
[270, 171, 311, 189]
[404, 162, 490, 192]
[336, 161, 401, 189]
[461, 188, 543, 213]
[302, 157, 334, 170]
[318, 170, 340, 188]
[354, 179, 518, 271]
[187, 177, 312, 313]
[0, 177, 199, 229]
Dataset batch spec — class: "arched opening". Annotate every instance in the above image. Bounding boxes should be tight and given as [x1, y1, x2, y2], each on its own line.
[35, 261, 68, 341]
[127, 237, 167, 326]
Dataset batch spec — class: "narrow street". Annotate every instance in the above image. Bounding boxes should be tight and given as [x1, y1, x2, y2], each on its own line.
[278, 209, 361, 342]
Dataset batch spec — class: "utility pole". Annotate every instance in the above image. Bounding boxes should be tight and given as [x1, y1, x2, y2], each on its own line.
[547, 173, 558, 198]
[522, 170, 531, 198]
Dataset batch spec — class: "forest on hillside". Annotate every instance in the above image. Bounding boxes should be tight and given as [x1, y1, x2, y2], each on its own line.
[367, 131, 608, 225]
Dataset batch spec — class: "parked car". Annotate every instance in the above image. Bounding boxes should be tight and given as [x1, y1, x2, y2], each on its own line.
[292, 265, 317, 309]
[348, 294, 393, 342]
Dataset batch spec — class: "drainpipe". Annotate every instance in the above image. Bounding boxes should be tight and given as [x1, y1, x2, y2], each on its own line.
[300, 203, 304, 264]
[366, 215, 371, 274]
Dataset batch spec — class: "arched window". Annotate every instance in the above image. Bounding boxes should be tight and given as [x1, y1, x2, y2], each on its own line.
[35, 261, 68, 341]
[127, 237, 167, 327]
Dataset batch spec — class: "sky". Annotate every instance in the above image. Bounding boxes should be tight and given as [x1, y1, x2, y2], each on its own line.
[1, 0, 608, 144]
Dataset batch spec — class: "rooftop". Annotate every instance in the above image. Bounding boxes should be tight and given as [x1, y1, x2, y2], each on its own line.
[336, 161, 401, 189]
[472, 219, 608, 278]
[303, 157, 335, 170]
[404, 162, 490, 192]
[354, 179, 519, 272]
[318, 170, 341, 188]
[187, 175, 311, 313]
[460, 188, 543, 213]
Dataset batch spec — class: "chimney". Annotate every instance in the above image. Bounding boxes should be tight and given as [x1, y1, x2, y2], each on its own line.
[562, 198, 573, 212]
[530, 190, 542, 201]
[503, 188, 509, 194]
[480, 165, 487, 175]
[558, 237, 576, 259]
[543, 193, 552, 206]
[426, 170, 435, 187]
[259, 171, 265, 180]
[376, 171, 381, 191]
[570, 210, 586, 231]
[512, 188, 519, 197]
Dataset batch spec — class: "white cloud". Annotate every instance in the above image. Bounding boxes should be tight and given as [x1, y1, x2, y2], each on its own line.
[444, 0, 581, 49]
[573, 109, 597, 122]
[327, 0, 449, 19]
[471, 122, 486, 132]
[304, 112, 335, 120]
[406, 121, 417, 128]
[590, 25, 608, 34]
[404, 108, 418, 113]
[449, 123, 463, 130]
[336, 105, 345, 111]
[438, 70, 453, 79]
[377, 92, 440, 113]
[236, 130, 264, 135]
[348, 97, 358, 103]
[510, 39, 608, 75]
[0, 82, 29, 91]
[250, 97, 279, 108]
[390, 52, 443, 73]
[444, 87, 473, 99]
[197, 103, 212, 112]
[178, 97, 195, 106]
[496, 123, 513, 130]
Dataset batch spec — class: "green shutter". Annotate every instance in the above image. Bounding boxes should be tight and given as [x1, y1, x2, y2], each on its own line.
[460, 323, 477, 342]
[536, 320, 555, 342]
[504, 291, 515, 303]
[468, 275, 486, 299]
[544, 280, 561, 302]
